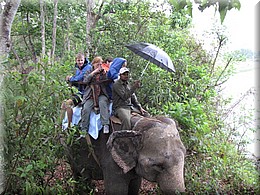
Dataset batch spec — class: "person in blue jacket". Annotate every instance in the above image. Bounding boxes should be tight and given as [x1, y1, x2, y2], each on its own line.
[61, 53, 91, 129]
[106, 57, 127, 100]
[66, 52, 92, 95]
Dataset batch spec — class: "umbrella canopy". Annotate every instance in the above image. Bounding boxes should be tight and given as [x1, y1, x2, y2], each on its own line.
[125, 42, 175, 74]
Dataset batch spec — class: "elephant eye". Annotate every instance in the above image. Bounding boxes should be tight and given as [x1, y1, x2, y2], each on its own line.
[152, 163, 165, 172]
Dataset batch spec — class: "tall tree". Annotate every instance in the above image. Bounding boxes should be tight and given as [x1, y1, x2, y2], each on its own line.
[85, 0, 95, 56]
[25, 10, 37, 63]
[0, 0, 21, 193]
[85, 0, 104, 56]
[64, 14, 70, 53]
[50, 0, 58, 62]
[40, 0, 45, 58]
[0, 0, 21, 59]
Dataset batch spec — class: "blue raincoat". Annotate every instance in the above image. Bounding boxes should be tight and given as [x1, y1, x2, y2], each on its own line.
[70, 58, 92, 95]
[107, 57, 127, 99]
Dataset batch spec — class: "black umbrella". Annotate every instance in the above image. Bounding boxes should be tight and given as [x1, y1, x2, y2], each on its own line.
[125, 42, 175, 77]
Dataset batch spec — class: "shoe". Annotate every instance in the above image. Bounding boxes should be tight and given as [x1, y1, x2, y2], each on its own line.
[103, 125, 109, 134]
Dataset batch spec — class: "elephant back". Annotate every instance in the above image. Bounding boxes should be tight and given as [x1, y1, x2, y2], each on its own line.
[132, 116, 169, 133]
[110, 113, 145, 132]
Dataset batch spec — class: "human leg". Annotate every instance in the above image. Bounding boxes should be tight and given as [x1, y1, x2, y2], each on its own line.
[98, 95, 110, 126]
[81, 99, 94, 132]
[115, 108, 131, 130]
[131, 106, 150, 117]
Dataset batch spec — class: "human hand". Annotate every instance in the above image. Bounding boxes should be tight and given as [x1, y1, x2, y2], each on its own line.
[133, 80, 141, 88]
[66, 75, 71, 81]
[139, 107, 147, 115]
[92, 66, 104, 75]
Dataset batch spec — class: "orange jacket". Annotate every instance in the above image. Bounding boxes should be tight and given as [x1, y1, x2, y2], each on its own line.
[101, 63, 110, 72]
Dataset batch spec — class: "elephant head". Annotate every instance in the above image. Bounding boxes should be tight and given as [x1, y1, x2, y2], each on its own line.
[107, 116, 186, 194]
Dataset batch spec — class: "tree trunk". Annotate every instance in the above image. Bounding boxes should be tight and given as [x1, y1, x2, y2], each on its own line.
[51, 0, 58, 63]
[40, 0, 46, 58]
[11, 46, 23, 68]
[26, 12, 37, 63]
[0, 0, 20, 59]
[65, 15, 70, 53]
[85, 0, 96, 57]
[0, 0, 21, 193]
[85, 0, 105, 57]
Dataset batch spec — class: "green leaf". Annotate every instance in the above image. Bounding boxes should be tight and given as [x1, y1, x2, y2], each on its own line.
[230, 0, 241, 10]
[25, 164, 33, 172]
[186, 1, 193, 17]
[219, 1, 228, 23]
[169, 0, 188, 10]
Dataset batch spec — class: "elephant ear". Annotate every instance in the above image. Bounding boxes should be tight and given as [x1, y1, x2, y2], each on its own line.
[107, 130, 142, 173]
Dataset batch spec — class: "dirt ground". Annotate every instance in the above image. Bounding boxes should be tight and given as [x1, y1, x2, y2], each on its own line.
[93, 179, 158, 194]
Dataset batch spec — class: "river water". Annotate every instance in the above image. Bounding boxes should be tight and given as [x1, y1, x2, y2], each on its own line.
[221, 60, 259, 158]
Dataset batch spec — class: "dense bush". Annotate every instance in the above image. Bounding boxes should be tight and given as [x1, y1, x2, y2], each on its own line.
[1, 0, 259, 194]
[2, 59, 74, 194]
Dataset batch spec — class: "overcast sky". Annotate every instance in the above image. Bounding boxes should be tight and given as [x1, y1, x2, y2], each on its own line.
[191, 0, 258, 52]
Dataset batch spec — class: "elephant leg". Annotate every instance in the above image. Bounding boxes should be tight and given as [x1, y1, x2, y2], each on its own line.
[103, 177, 129, 194]
[102, 163, 141, 195]
[128, 176, 142, 195]
[66, 134, 106, 194]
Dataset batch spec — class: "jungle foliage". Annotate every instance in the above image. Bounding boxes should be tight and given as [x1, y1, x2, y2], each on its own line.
[169, 0, 241, 23]
[1, 0, 258, 194]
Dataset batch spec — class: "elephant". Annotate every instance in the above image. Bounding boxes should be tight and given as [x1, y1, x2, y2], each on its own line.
[62, 115, 186, 195]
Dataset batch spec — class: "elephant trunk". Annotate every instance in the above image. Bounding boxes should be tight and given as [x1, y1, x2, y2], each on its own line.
[157, 164, 185, 194]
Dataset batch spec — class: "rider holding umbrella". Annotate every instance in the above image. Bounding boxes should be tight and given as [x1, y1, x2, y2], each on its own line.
[112, 67, 148, 130]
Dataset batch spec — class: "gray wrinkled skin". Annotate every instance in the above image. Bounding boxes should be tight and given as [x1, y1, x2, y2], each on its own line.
[64, 116, 186, 195]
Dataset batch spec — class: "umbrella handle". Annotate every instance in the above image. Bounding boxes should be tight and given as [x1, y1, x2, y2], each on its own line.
[140, 61, 150, 78]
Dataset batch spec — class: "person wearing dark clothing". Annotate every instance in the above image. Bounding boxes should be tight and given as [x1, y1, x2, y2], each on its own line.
[81, 56, 110, 133]
[112, 67, 148, 130]
[106, 57, 127, 100]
